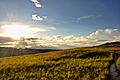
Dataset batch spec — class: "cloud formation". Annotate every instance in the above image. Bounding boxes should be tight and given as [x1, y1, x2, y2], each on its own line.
[31, 0, 43, 8]
[32, 14, 47, 21]
[0, 28, 120, 49]
[23, 28, 119, 49]
[87, 29, 118, 40]
[31, 28, 120, 49]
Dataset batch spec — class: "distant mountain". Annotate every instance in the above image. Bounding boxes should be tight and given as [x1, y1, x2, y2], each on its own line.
[0, 47, 57, 58]
[0, 36, 13, 43]
[98, 42, 120, 47]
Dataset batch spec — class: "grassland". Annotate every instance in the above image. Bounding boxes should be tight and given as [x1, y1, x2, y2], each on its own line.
[0, 42, 120, 80]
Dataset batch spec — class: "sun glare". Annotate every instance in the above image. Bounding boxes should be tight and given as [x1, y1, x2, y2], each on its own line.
[1, 24, 33, 39]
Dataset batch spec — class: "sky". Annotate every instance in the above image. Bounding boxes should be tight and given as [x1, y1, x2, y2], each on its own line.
[0, 0, 120, 49]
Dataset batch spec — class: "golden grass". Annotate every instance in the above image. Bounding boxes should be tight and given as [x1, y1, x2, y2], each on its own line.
[0, 47, 120, 79]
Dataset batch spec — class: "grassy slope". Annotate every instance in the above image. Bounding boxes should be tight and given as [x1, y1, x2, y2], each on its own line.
[0, 42, 120, 79]
[97, 42, 120, 48]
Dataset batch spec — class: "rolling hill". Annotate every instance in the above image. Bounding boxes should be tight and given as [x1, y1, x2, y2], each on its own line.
[98, 42, 120, 48]
[0, 42, 120, 80]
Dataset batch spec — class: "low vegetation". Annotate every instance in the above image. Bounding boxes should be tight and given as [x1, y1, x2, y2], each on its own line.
[0, 42, 120, 80]
[116, 57, 120, 71]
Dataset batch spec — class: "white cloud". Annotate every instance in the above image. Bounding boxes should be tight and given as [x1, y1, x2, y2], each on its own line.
[32, 14, 47, 21]
[31, 0, 43, 8]
[87, 29, 119, 41]
[35, 3, 42, 8]
[31, 0, 40, 3]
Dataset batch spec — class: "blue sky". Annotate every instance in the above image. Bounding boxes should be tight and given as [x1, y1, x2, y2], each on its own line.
[0, 0, 120, 49]
[0, 0, 120, 36]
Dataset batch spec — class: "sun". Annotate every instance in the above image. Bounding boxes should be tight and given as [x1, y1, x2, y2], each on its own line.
[0, 23, 32, 39]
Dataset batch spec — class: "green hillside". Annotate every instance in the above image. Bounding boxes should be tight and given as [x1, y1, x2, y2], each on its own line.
[0, 42, 120, 80]
[98, 42, 120, 48]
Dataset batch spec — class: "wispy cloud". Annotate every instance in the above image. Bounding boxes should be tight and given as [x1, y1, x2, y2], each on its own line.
[32, 14, 47, 21]
[76, 15, 101, 22]
[0, 25, 4, 33]
[32, 24, 56, 32]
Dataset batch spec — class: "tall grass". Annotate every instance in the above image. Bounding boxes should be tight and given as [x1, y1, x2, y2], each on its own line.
[0, 47, 120, 79]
